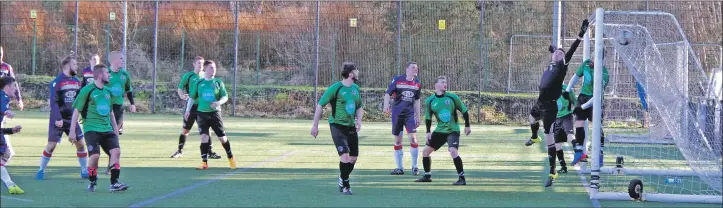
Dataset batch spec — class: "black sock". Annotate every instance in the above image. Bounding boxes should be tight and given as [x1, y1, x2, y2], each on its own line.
[339, 162, 353, 187]
[221, 140, 233, 158]
[178, 134, 187, 151]
[548, 145, 556, 174]
[556, 149, 566, 168]
[110, 168, 120, 184]
[423, 156, 431, 176]
[453, 156, 464, 179]
[208, 138, 214, 152]
[88, 167, 97, 183]
[531, 122, 540, 138]
[349, 162, 356, 172]
[200, 142, 210, 162]
[575, 127, 585, 147]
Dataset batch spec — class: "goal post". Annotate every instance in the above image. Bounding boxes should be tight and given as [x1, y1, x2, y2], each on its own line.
[587, 8, 722, 204]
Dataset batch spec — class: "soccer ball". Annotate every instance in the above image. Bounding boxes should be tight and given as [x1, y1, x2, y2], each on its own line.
[617, 30, 633, 46]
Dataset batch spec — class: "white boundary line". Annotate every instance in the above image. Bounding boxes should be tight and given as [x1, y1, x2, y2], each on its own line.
[1, 195, 34, 203]
[129, 150, 300, 208]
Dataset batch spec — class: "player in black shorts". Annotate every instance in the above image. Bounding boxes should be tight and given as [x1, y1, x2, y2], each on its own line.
[310, 62, 363, 195]
[70, 64, 128, 192]
[171, 56, 220, 159]
[524, 19, 588, 187]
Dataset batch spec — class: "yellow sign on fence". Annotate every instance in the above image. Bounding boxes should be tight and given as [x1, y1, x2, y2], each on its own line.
[349, 18, 358, 28]
[438, 20, 446, 30]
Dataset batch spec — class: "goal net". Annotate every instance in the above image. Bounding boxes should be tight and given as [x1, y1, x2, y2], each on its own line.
[586, 8, 722, 204]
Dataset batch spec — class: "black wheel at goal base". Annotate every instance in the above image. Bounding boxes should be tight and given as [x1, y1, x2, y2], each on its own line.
[628, 179, 644, 200]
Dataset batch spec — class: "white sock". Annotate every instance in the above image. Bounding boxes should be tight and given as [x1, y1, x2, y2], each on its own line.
[410, 147, 419, 169]
[39, 149, 52, 172]
[394, 147, 403, 170]
[1, 166, 16, 188]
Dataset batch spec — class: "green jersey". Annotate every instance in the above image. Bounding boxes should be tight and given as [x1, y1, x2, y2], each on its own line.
[576, 59, 609, 96]
[318, 81, 363, 127]
[178, 71, 202, 105]
[106, 68, 133, 105]
[424, 92, 468, 134]
[557, 85, 577, 118]
[72, 84, 114, 132]
[188, 78, 228, 113]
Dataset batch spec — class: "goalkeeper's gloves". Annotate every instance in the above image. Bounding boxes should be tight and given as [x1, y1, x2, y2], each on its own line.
[578, 19, 589, 37]
[561, 91, 570, 100]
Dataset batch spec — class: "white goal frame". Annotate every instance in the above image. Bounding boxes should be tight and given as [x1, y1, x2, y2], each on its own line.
[586, 8, 722, 204]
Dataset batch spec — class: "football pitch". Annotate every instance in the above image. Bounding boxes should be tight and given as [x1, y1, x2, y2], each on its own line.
[0, 111, 717, 207]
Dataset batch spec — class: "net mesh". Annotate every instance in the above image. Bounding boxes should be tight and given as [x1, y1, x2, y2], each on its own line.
[595, 11, 722, 196]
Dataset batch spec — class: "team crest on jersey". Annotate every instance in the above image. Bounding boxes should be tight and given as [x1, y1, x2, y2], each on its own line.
[352, 90, 357, 95]
[444, 100, 450, 105]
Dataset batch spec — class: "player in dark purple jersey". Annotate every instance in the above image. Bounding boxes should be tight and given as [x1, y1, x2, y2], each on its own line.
[0, 76, 25, 194]
[383, 62, 422, 175]
[0, 46, 23, 111]
[35, 56, 89, 180]
[81, 54, 100, 88]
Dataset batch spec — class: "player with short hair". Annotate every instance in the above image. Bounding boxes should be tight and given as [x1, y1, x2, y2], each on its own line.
[70, 64, 128, 192]
[107, 51, 136, 135]
[565, 48, 609, 166]
[81, 54, 100, 88]
[0, 76, 25, 194]
[550, 85, 578, 180]
[35, 55, 89, 180]
[310, 62, 363, 195]
[383, 61, 422, 175]
[415, 76, 471, 185]
[186, 60, 235, 170]
[0, 46, 23, 111]
[171, 56, 220, 159]
[525, 19, 588, 187]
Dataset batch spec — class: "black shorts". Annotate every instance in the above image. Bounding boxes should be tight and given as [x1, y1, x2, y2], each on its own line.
[183, 104, 199, 130]
[426, 132, 460, 151]
[553, 114, 574, 143]
[530, 100, 558, 134]
[197, 111, 226, 137]
[575, 94, 604, 121]
[330, 123, 359, 156]
[112, 104, 123, 127]
[85, 131, 120, 155]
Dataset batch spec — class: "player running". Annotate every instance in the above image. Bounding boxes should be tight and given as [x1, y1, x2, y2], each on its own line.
[186, 60, 236, 170]
[70, 64, 128, 192]
[310, 62, 363, 195]
[414, 76, 471, 185]
[0, 76, 25, 194]
[35, 55, 89, 180]
[81, 54, 100, 88]
[550, 85, 578, 180]
[565, 49, 609, 166]
[383, 61, 422, 175]
[524, 19, 588, 187]
[171, 56, 220, 159]
[0, 46, 23, 111]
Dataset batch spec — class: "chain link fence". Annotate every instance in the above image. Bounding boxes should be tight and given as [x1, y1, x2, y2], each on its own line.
[1, 1, 720, 124]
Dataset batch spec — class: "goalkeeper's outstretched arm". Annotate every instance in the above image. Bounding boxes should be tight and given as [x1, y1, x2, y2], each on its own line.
[564, 19, 589, 65]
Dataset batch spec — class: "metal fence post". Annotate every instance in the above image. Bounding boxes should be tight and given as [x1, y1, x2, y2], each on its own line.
[122, 0, 128, 68]
[152, 0, 158, 113]
[314, 1, 320, 106]
[105, 24, 110, 65]
[232, 1, 239, 116]
[478, 0, 485, 123]
[74, 0, 79, 55]
[32, 19, 37, 75]
[179, 28, 185, 71]
[396, 1, 402, 75]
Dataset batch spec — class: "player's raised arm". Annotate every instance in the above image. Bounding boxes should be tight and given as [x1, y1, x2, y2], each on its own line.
[564, 19, 589, 65]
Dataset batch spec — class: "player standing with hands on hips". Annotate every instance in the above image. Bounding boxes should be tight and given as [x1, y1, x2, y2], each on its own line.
[311, 62, 363, 195]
